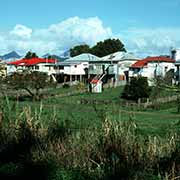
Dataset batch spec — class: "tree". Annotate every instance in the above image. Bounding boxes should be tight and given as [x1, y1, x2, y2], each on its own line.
[24, 51, 38, 59]
[0, 65, 7, 96]
[70, 44, 90, 57]
[121, 77, 151, 102]
[91, 38, 126, 57]
[7, 71, 56, 100]
[70, 38, 126, 58]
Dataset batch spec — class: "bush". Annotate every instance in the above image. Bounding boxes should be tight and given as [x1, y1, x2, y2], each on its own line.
[75, 82, 86, 91]
[121, 76, 151, 102]
[62, 84, 70, 89]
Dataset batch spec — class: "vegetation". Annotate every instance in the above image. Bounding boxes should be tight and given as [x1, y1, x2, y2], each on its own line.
[70, 44, 90, 57]
[24, 51, 38, 59]
[70, 38, 126, 57]
[6, 71, 56, 100]
[91, 38, 126, 57]
[121, 76, 151, 102]
[0, 84, 180, 179]
[0, 102, 179, 179]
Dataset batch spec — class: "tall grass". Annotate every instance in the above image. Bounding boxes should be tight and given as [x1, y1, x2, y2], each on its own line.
[0, 101, 179, 179]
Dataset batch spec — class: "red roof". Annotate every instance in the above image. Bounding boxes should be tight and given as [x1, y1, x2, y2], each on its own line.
[131, 56, 175, 68]
[8, 58, 56, 66]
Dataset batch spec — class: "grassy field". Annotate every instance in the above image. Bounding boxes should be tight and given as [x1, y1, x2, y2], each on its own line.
[1, 85, 180, 137]
[1, 85, 180, 179]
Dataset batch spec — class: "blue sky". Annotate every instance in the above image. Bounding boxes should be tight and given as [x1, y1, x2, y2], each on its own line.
[0, 0, 180, 56]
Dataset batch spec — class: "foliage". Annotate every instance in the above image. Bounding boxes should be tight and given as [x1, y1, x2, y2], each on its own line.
[6, 71, 56, 100]
[121, 76, 151, 101]
[24, 51, 38, 59]
[1, 85, 180, 179]
[70, 38, 126, 57]
[91, 38, 126, 57]
[70, 44, 90, 57]
[0, 77, 6, 96]
[62, 83, 70, 89]
[0, 108, 179, 179]
[75, 82, 86, 91]
[151, 75, 180, 112]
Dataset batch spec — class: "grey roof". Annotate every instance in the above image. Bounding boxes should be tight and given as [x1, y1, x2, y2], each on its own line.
[101, 51, 139, 62]
[54, 53, 100, 66]
[54, 52, 139, 66]
[54, 61, 81, 66]
[66, 53, 100, 62]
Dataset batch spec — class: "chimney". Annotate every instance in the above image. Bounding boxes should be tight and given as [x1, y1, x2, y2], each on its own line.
[170, 47, 176, 60]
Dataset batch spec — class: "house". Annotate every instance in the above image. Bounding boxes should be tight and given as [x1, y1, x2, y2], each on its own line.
[129, 56, 175, 85]
[7, 58, 57, 76]
[54, 53, 100, 83]
[171, 48, 180, 61]
[171, 48, 180, 83]
[88, 51, 139, 86]
[0, 61, 7, 78]
[54, 51, 139, 86]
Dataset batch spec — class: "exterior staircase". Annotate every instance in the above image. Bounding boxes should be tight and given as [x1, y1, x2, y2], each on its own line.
[91, 65, 111, 83]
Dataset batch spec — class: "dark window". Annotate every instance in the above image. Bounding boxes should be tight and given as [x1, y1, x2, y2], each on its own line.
[35, 66, 39, 70]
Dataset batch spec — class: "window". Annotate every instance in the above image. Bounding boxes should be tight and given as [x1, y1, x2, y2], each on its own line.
[74, 65, 77, 68]
[59, 66, 64, 70]
[165, 66, 168, 72]
[35, 66, 39, 70]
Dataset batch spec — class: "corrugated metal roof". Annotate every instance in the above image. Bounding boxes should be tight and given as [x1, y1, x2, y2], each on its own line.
[101, 51, 139, 61]
[55, 61, 81, 66]
[131, 56, 175, 68]
[67, 53, 100, 62]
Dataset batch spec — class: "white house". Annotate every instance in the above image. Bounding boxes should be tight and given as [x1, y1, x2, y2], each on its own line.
[54, 52, 139, 86]
[129, 56, 175, 85]
[7, 58, 57, 76]
[88, 51, 139, 85]
[54, 53, 100, 83]
[171, 48, 180, 83]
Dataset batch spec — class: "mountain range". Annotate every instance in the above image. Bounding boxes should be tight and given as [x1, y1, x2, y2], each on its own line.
[42, 54, 68, 61]
[0, 50, 70, 62]
[0, 51, 21, 61]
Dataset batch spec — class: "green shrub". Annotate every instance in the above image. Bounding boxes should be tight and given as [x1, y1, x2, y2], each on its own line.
[63, 84, 70, 89]
[121, 76, 151, 102]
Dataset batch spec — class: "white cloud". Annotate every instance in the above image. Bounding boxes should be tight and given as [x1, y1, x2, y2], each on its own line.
[0, 17, 112, 56]
[118, 27, 180, 57]
[10, 24, 32, 39]
[1, 16, 180, 58]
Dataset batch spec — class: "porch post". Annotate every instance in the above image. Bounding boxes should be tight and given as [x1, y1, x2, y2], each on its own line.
[70, 75, 72, 84]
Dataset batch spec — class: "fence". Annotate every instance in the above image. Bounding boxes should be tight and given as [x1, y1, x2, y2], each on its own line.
[137, 95, 179, 108]
[79, 95, 179, 109]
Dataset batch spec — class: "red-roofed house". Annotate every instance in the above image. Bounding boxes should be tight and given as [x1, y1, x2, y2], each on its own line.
[129, 56, 176, 85]
[7, 58, 57, 75]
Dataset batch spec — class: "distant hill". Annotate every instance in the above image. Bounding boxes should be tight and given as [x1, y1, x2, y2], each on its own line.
[60, 50, 70, 58]
[0, 51, 21, 60]
[42, 54, 68, 62]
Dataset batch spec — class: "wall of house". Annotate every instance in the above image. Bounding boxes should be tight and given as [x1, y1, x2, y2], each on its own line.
[64, 62, 88, 75]
[118, 60, 137, 75]
[88, 64, 104, 75]
[7, 65, 26, 75]
[36, 63, 56, 75]
[7, 63, 56, 75]
[129, 62, 176, 85]
[0, 64, 7, 77]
